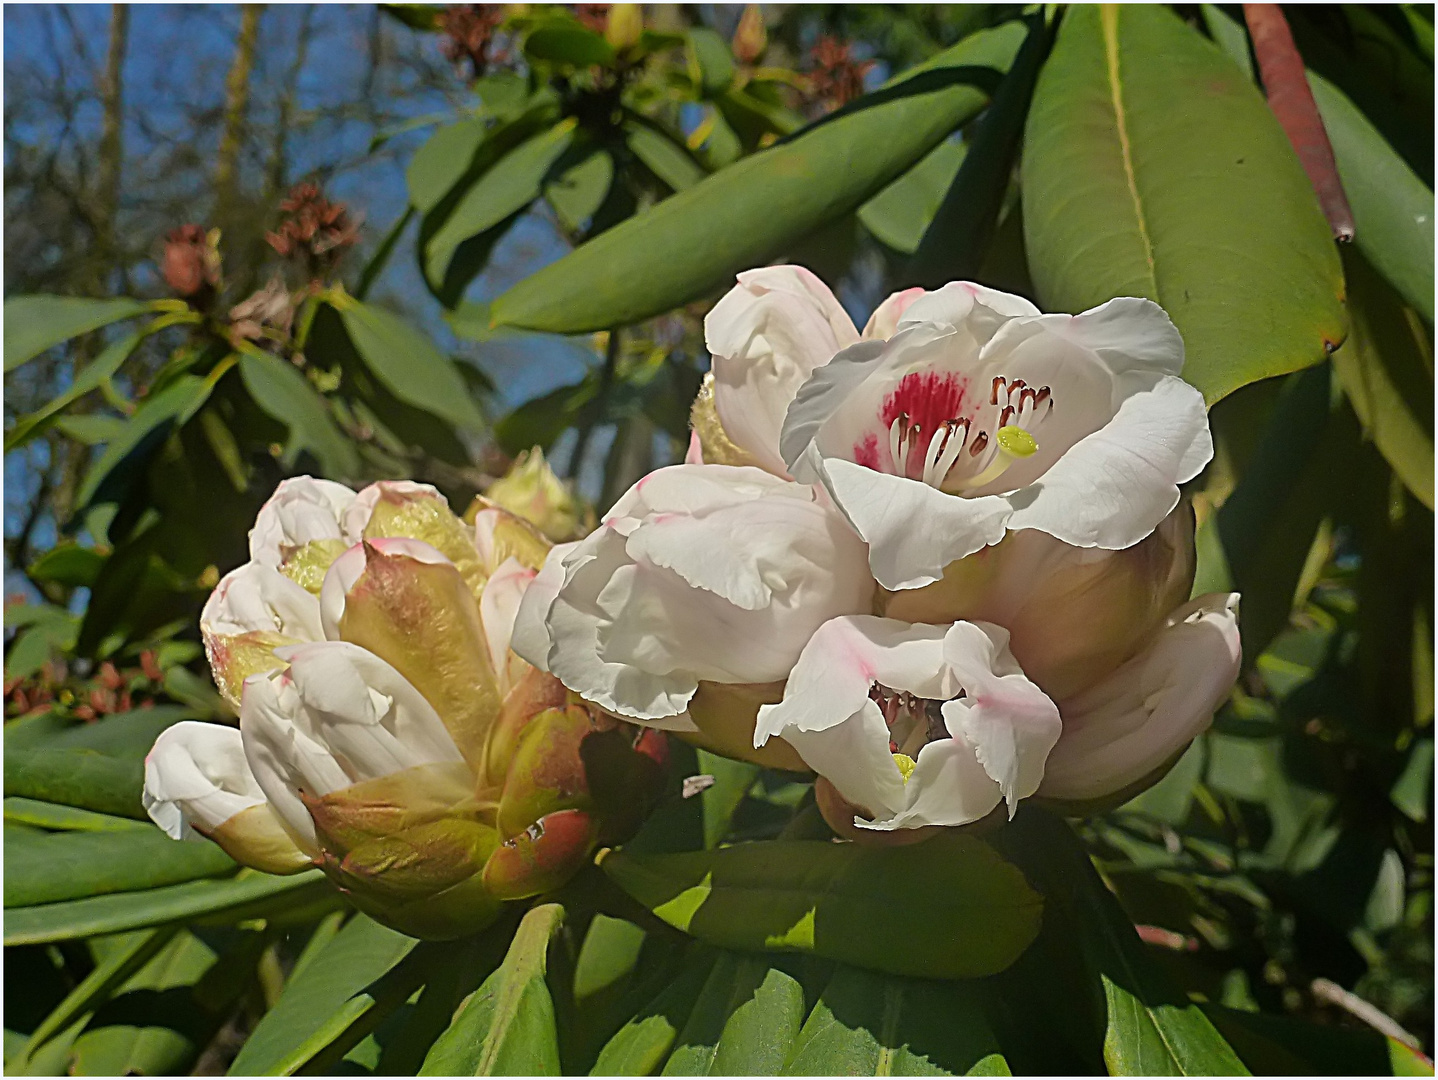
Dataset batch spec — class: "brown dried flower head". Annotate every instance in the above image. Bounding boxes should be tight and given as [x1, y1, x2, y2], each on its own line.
[266, 182, 361, 277]
[807, 36, 873, 112]
[438, 4, 506, 81]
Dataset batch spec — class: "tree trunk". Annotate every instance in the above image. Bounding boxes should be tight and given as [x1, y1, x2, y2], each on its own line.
[213, 4, 263, 230]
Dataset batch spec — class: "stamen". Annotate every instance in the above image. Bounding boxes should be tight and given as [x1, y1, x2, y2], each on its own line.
[999, 404, 1015, 428]
[969, 430, 989, 457]
[932, 419, 968, 486]
[921, 426, 948, 486]
[888, 414, 908, 474]
[990, 376, 1004, 405]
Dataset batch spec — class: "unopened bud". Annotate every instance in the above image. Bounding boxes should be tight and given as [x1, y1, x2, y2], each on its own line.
[483, 447, 592, 543]
[731, 4, 767, 64]
[605, 3, 644, 53]
[497, 705, 595, 838]
[348, 480, 487, 594]
[483, 808, 598, 900]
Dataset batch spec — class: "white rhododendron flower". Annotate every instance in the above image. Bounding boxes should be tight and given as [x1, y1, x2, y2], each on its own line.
[753, 616, 1062, 830]
[1038, 593, 1242, 802]
[704, 267, 1213, 590]
[512, 463, 874, 726]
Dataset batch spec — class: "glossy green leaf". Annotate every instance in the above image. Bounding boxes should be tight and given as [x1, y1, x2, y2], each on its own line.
[230, 914, 420, 1076]
[4, 869, 329, 946]
[662, 954, 803, 1075]
[419, 903, 563, 1076]
[687, 28, 735, 96]
[1023, 4, 1346, 405]
[695, 750, 759, 850]
[601, 834, 1041, 980]
[5, 826, 235, 907]
[238, 348, 361, 479]
[407, 118, 490, 212]
[1203, 1003, 1429, 1076]
[995, 810, 1248, 1077]
[425, 120, 577, 284]
[1332, 246, 1434, 510]
[574, 915, 648, 1001]
[1200, 4, 1254, 80]
[4, 295, 149, 372]
[782, 965, 1009, 1076]
[4, 328, 143, 452]
[625, 121, 706, 192]
[526, 23, 615, 68]
[331, 294, 487, 431]
[591, 951, 717, 1076]
[547, 147, 615, 233]
[3, 706, 193, 819]
[27, 542, 106, 588]
[858, 138, 968, 254]
[491, 23, 1026, 333]
[3, 798, 149, 833]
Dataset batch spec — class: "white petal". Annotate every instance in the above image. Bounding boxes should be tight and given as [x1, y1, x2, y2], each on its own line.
[779, 340, 889, 479]
[894, 281, 1039, 341]
[239, 675, 332, 846]
[938, 622, 1061, 813]
[784, 706, 909, 822]
[274, 641, 464, 781]
[1004, 375, 1212, 550]
[510, 541, 576, 672]
[202, 563, 323, 640]
[862, 736, 1002, 831]
[705, 266, 859, 475]
[480, 556, 536, 692]
[861, 287, 925, 339]
[1039, 593, 1241, 801]
[143, 721, 268, 839]
[822, 460, 1012, 590]
[982, 297, 1185, 380]
[318, 537, 452, 641]
[249, 477, 356, 566]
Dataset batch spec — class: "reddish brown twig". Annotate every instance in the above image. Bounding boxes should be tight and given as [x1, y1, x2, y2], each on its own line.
[1244, 4, 1354, 241]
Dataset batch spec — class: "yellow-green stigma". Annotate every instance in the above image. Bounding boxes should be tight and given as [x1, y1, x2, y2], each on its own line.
[893, 753, 917, 782]
[995, 424, 1038, 458]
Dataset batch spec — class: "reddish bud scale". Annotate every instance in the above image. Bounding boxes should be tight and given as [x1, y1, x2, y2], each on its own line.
[482, 808, 598, 900]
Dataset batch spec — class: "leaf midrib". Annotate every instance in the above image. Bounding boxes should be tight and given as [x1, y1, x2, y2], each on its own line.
[1100, 5, 1159, 300]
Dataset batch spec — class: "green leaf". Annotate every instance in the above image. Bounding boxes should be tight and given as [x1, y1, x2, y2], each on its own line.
[4, 869, 329, 946]
[3, 706, 194, 819]
[687, 28, 735, 96]
[419, 903, 564, 1076]
[425, 120, 577, 285]
[3, 798, 151, 833]
[859, 138, 968, 255]
[694, 750, 759, 850]
[5, 826, 235, 907]
[663, 953, 804, 1075]
[574, 915, 648, 1002]
[1022, 5, 1346, 405]
[408, 118, 490, 213]
[525, 23, 615, 68]
[491, 23, 1027, 333]
[331, 294, 487, 431]
[26, 543, 106, 588]
[546, 148, 616, 233]
[238, 349, 361, 479]
[1331, 246, 1434, 510]
[13, 928, 178, 1070]
[1200, 4, 1254, 80]
[601, 834, 1041, 980]
[625, 122, 706, 193]
[76, 370, 225, 508]
[229, 914, 420, 1076]
[1202, 1002, 1427, 1077]
[4, 295, 149, 372]
[5, 328, 143, 452]
[782, 965, 1009, 1076]
[994, 810, 1249, 1076]
[591, 952, 717, 1076]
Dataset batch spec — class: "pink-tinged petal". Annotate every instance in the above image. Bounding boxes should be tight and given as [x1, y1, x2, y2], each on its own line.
[318, 538, 453, 641]
[341, 479, 445, 540]
[705, 265, 860, 475]
[939, 622, 1061, 814]
[480, 556, 537, 692]
[1039, 593, 1241, 801]
[144, 721, 269, 839]
[895, 281, 1039, 343]
[684, 430, 705, 464]
[862, 287, 925, 339]
[863, 736, 1002, 831]
[783, 707, 909, 824]
[249, 477, 356, 566]
[510, 542, 578, 673]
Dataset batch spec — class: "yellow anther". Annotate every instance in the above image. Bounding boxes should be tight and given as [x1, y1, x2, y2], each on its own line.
[995, 425, 1038, 458]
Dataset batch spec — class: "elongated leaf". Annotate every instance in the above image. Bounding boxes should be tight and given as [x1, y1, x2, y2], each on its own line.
[574, 915, 648, 1001]
[858, 138, 968, 255]
[238, 349, 360, 478]
[662, 953, 804, 1075]
[4, 295, 149, 372]
[27, 542, 106, 588]
[601, 834, 1041, 980]
[425, 120, 577, 284]
[331, 294, 487, 431]
[1311, 72, 1434, 322]
[995, 810, 1248, 1076]
[782, 965, 1009, 1076]
[491, 23, 1027, 332]
[1023, 4, 1346, 404]
[547, 147, 615, 233]
[1203, 1003, 1428, 1077]
[625, 121, 706, 193]
[4, 870, 329, 946]
[5, 826, 234, 907]
[695, 750, 759, 850]
[591, 952, 717, 1076]
[526, 23, 615, 67]
[420, 903, 564, 1076]
[229, 914, 419, 1076]
[1332, 248, 1433, 508]
[5, 329, 143, 452]
[14, 928, 177, 1069]
[408, 118, 490, 212]
[3, 798, 149, 833]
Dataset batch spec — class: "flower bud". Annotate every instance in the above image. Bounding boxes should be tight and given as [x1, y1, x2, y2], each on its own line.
[470, 499, 553, 576]
[346, 480, 486, 594]
[483, 808, 597, 901]
[201, 563, 323, 708]
[604, 3, 644, 54]
[496, 705, 594, 838]
[483, 447, 592, 542]
[144, 721, 313, 875]
[881, 502, 1196, 701]
[249, 476, 357, 592]
[320, 539, 502, 768]
[731, 4, 767, 64]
